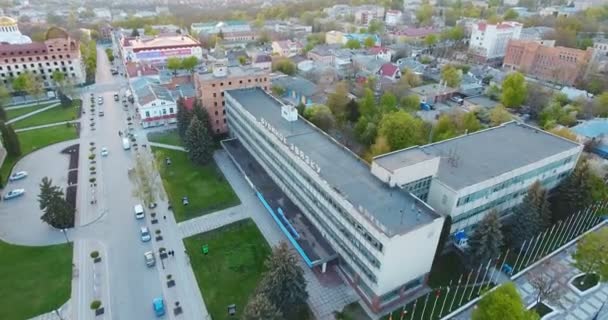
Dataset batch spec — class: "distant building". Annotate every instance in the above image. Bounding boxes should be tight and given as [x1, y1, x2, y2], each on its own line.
[194, 59, 270, 134]
[191, 20, 251, 36]
[252, 54, 272, 70]
[0, 16, 31, 44]
[519, 26, 555, 41]
[0, 27, 86, 88]
[120, 35, 203, 64]
[572, 119, 608, 158]
[354, 5, 385, 25]
[385, 10, 403, 26]
[371, 121, 582, 233]
[272, 75, 319, 106]
[271, 40, 303, 58]
[388, 27, 439, 43]
[503, 39, 593, 86]
[131, 77, 177, 128]
[410, 83, 458, 104]
[263, 21, 312, 36]
[377, 63, 401, 81]
[469, 21, 522, 60]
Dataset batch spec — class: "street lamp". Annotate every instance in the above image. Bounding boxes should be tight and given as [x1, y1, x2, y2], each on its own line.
[60, 229, 69, 243]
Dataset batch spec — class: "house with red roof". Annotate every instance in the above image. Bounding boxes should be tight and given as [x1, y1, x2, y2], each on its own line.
[377, 63, 401, 81]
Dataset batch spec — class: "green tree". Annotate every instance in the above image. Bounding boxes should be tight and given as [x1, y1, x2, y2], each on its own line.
[131, 28, 140, 37]
[441, 65, 462, 88]
[238, 55, 247, 65]
[191, 99, 211, 133]
[400, 95, 420, 112]
[272, 59, 296, 76]
[501, 72, 527, 108]
[489, 105, 512, 126]
[304, 104, 335, 130]
[0, 106, 5, 122]
[551, 159, 594, 221]
[176, 98, 193, 139]
[511, 181, 552, 248]
[51, 70, 65, 88]
[503, 9, 519, 20]
[572, 228, 608, 286]
[128, 149, 165, 207]
[472, 282, 539, 320]
[363, 36, 375, 48]
[432, 114, 458, 142]
[255, 242, 308, 318]
[377, 110, 424, 151]
[38, 177, 74, 229]
[468, 210, 504, 265]
[143, 25, 159, 36]
[326, 82, 350, 123]
[358, 88, 376, 118]
[243, 294, 282, 320]
[345, 99, 360, 123]
[379, 92, 398, 112]
[0, 85, 10, 105]
[180, 56, 199, 73]
[184, 117, 214, 165]
[12, 72, 30, 94]
[424, 34, 438, 47]
[367, 20, 384, 34]
[0, 122, 20, 156]
[416, 4, 434, 26]
[344, 39, 361, 49]
[166, 57, 182, 74]
[593, 92, 608, 117]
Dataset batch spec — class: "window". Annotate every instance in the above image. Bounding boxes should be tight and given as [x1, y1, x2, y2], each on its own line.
[216, 120, 219, 124]
[145, 111, 150, 117]
[215, 111, 218, 115]
[220, 82, 224, 86]
[214, 102, 217, 107]
[221, 92, 224, 97]
[223, 118, 226, 123]
[213, 93, 216, 97]
[169, 108, 174, 113]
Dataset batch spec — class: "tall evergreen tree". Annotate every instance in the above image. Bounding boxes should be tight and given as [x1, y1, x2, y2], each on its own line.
[176, 98, 192, 139]
[38, 177, 74, 229]
[0, 122, 21, 156]
[255, 242, 308, 318]
[0, 105, 6, 121]
[191, 98, 213, 134]
[345, 98, 360, 123]
[243, 294, 282, 320]
[510, 181, 552, 248]
[551, 159, 593, 222]
[184, 117, 214, 165]
[468, 210, 504, 265]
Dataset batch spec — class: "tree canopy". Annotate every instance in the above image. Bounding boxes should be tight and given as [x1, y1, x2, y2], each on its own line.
[38, 177, 74, 229]
[304, 104, 335, 131]
[181, 56, 199, 73]
[468, 210, 504, 265]
[441, 65, 462, 88]
[377, 110, 425, 151]
[501, 72, 527, 108]
[184, 116, 214, 165]
[472, 282, 539, 320]
[272, 58, 296, 76]
[572, 228, 608, 285]
[344, 39, 361, 49]
[510, 181, 552, 248]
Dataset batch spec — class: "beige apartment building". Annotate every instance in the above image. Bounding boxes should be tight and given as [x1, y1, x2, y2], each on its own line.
[194, 58, 270, 134]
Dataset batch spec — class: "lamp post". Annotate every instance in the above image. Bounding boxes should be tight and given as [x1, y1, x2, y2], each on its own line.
[60, 228, 69, 243]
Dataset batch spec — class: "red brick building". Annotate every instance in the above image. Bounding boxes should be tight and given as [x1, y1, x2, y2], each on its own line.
[503, 39, 593, 85]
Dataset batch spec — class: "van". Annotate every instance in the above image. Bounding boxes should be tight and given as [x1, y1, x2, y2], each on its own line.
[122, 138, 131, 150]
[134, 204, 144, 219]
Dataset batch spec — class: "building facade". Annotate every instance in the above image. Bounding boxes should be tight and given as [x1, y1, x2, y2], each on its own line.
[503, 39, 593, 85]
[191, 20, 251, 36]
[385, 10, 403, 26]
[371, 122, 582, 233]
[194, 61, 270, 134]
[131, 77, 177, 128]
[271, 40, 303, 58]
[225, 88, 444, 313]
[469, 21, 522, 60]
[0, 27, 86, 88]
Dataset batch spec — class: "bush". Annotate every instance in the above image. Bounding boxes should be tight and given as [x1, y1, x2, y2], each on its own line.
[90, 300, 102, 310]
[155, 229, 161, 235]
[89, 166, 96, 171]
[89, 177, 96, 183]
[90, 251, 99, 259]
[88, 154, 95, 160]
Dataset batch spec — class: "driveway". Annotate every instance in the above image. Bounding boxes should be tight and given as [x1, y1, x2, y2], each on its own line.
[0, 139, 78, 246]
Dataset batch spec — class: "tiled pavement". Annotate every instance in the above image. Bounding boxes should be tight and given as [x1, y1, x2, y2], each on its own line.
[514, 240, 608, 320]
[177, 150, 359, 320]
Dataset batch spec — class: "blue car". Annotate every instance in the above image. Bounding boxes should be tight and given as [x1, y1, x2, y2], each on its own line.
[153, 298, 165, 317]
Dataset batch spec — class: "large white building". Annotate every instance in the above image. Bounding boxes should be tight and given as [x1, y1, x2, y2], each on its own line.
[131, 77, 177, 128]
[119, 35, 203, 64]
[0, 27, 86, 88]
[190, 20, 251, 36]
[0, 16, 31, 44]
[225, 88, 445, 313]
[469, 21, 522, 60]
[371, 122, 582, 233]
[385, 10, 403, 26]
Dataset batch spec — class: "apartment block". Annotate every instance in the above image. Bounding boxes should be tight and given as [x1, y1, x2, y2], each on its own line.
[194, 60, 269, 134]
[503, 39, 593, 85]
[469, 21, 522, 60]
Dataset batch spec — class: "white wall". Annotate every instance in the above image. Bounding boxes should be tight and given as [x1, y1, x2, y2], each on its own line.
[371, 155, 440, 187]
[375, 216, 444, 294]
[426, 179, 458, 217]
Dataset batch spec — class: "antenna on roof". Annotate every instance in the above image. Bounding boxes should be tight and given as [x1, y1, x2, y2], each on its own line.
[447, 148, 460, 168]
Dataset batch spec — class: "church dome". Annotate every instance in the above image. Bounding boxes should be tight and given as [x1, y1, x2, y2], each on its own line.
[45, 27, 69, 40]
[0, 16, 17, 27]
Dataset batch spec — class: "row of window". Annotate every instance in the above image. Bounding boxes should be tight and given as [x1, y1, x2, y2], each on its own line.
[1, 71, 76, 81]
[456, 156, 575, 207]
[453, 172, 568, 225]
[208, 77, 268, 88]
[0, 60, 73, 71]
[3, 53, 73, 63]
[401, 176, 432, 202]
[228, 103, 381, 283]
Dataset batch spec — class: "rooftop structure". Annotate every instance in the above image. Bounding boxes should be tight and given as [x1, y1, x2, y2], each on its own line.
[120, 34, 203, 64]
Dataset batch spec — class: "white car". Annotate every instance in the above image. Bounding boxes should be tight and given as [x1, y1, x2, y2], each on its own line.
[144, 251, 156, 267]
[140, 226, 151, 242]
[9, 171, 28, 181]
[4, 188, 25, 200]
[134, 204, 144, 219]
[98, 97, 104, 105]
[101, 148, 109, 157]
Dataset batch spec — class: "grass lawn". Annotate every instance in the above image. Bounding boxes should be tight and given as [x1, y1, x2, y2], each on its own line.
[0, 240, 72, 320]
[147, 129, 183, 146]
[11, 101, 80, 129]
[184, 219, 271, 320]
[153, 147, 240, 221]
[0, 125, 78, 186]
[6, 102, 55, 120]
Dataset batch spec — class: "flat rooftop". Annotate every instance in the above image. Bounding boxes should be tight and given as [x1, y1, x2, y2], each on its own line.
[374, 122, 581, 191]
[196, 66, 268, 81]
[130, 35, 200, 49]
[227, 88, 440, 236]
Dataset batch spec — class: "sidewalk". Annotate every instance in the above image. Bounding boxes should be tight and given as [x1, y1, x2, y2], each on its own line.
[148, 142, 186, 151]
[15, 120, 80, 132]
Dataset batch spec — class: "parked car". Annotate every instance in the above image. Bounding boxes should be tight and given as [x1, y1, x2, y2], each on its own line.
[144, 251, 156, 267]
[99, 111, 104, 117]
[152, 298, 165, 317]
[101, 147, 109, 157]
[134, 204, 144, 219]
[114, 93, 119, 101]
[450, 96, 464, 105]
[98, 97, 104, 105]
[9, 171, 28, 181]
[140, 226, 151, 242]
[4, 189, 25, 200]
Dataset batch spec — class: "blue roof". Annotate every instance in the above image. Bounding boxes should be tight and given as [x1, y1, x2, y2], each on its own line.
[344, 33, 380, 43]
[572, 119, 608, 139]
